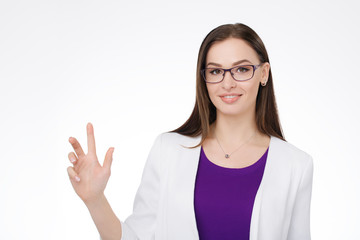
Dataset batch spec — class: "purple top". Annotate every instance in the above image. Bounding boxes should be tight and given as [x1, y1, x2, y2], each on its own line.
[194, 146, 269, 239]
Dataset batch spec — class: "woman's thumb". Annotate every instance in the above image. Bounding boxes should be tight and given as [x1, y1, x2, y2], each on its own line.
[103, 147, 114, 171]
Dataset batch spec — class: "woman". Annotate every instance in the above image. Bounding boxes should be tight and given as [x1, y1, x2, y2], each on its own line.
[67, 23, 314, 240]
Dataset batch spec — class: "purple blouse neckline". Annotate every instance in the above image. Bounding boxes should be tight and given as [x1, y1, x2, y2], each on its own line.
[200, 146, 269, 172]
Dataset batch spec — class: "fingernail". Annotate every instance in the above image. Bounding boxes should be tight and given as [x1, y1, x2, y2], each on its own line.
[75, 176, 80, 182]
[70, 158, 76, 163]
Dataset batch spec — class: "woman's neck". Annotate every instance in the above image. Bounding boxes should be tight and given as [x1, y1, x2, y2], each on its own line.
[210, 112, 260, 148]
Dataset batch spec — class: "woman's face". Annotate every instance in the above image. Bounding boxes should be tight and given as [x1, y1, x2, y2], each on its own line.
[205, 37, 270, 118]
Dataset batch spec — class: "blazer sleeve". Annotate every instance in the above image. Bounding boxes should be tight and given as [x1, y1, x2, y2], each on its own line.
[287, 155, 314, 240]
[119, 133, 164, 240]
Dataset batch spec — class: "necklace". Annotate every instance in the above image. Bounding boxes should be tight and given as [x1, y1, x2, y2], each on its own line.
[214, 131, 256, 159]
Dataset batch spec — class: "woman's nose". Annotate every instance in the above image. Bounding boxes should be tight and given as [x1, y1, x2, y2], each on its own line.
[221, 71, 236, 89]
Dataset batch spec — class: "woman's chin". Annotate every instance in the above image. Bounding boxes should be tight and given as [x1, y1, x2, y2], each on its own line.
[217, 110, 246, 118]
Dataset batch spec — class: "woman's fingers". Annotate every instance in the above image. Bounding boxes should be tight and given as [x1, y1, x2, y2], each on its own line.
[68, 152, 78, 164]
[87, 122, 97, 155]
[103, 147, 115, 172]
[67, 166, 81, 182]
[69, 136, 85, 158]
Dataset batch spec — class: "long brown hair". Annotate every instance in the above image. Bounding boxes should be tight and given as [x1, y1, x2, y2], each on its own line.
[169, 23, 285, 148]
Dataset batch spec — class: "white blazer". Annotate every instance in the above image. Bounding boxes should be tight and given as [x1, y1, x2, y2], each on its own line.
[117, 132, 314, 240]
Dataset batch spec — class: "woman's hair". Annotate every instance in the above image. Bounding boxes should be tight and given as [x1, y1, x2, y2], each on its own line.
[168, 23, 285, 148]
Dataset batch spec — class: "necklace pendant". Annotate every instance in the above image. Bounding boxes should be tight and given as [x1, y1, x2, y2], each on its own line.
[225, 154, 230, 158]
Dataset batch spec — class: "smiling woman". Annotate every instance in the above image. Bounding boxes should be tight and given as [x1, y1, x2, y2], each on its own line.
[67, 23, 313, 240]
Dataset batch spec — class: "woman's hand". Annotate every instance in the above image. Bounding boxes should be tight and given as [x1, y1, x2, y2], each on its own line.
[67, 122, 114, 204]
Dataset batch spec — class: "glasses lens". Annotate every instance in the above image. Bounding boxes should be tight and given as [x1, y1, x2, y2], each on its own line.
[204, 68, 224, 83]
[232, 65, 254, 81]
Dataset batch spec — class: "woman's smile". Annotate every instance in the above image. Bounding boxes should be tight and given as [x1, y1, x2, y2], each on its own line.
[220, 94, 242, 103]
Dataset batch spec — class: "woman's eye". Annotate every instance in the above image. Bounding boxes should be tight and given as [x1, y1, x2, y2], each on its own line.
[236, 67, 250, 73]
[210, 69, 222, 75]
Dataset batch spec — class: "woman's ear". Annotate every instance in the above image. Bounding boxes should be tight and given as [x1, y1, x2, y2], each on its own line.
[261, 62, 270, 82]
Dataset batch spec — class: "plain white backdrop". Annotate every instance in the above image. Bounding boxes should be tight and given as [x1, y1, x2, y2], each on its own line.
[0, 0, 359, 239]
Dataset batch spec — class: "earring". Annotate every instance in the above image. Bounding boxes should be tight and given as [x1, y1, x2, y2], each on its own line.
[261, 81, 267, 86]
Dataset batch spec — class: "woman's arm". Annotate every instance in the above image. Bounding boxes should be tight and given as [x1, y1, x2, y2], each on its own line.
[287, 155, 314, 240]
[85, 194, 122, 240]
[68, 123, 164, 239]
[67, 123, 122, 240]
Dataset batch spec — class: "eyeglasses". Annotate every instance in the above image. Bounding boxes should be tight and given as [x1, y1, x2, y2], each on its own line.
[201, 63, 263, 83]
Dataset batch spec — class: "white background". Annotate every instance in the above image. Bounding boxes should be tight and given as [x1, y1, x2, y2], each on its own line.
[1, 0, 359, 239]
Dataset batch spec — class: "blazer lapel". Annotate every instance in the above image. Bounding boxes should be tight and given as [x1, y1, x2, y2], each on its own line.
[185, 135, 203, 239]
[166, 134, 202, 239]
[249, 135, 290, 240]
[249, 135, 275, 240]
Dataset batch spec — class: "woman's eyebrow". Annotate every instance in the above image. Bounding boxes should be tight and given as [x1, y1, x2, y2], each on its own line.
[206, 59, 252, 67]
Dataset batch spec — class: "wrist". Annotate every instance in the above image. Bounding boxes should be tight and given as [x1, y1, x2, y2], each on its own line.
[84, 193, 107, 209]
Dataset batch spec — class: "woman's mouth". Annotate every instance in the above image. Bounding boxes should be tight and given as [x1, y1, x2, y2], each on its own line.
[220, 95, 242, 103]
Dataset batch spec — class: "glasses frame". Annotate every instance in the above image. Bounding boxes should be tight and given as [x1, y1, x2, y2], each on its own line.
[201, 63, 264, 83]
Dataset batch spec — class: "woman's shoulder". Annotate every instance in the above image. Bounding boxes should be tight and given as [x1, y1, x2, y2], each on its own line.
[270, 135, 313, 168]
[154, 131, 202, 147]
